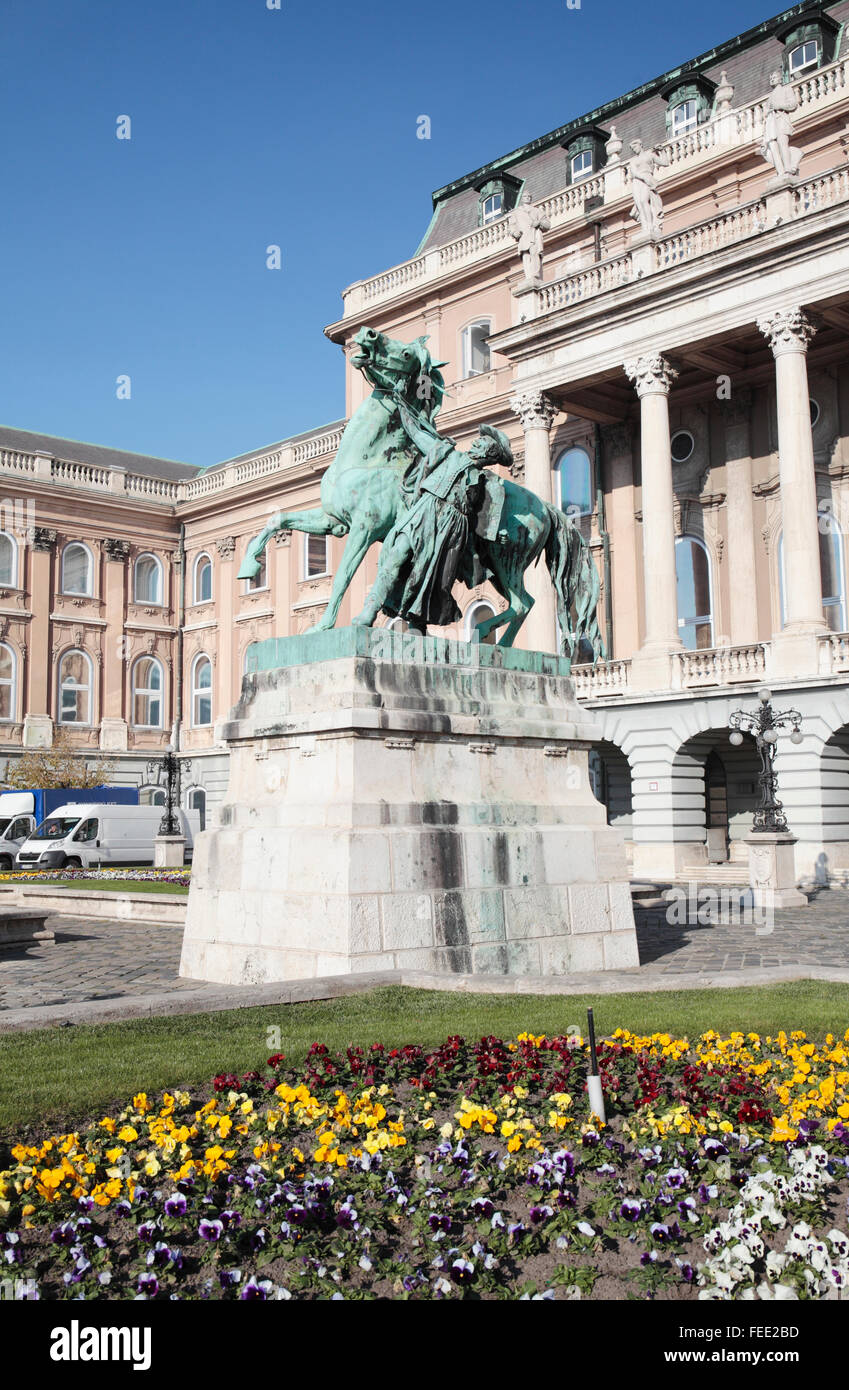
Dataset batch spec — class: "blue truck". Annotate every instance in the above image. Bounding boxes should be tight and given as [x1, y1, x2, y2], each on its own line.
[0, 786, 139, 870]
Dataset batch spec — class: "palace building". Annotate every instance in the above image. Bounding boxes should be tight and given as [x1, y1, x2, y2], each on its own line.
[3, 2, 849, 883]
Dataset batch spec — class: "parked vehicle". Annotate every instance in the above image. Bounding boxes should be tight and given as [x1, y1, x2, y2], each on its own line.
[15, 803, 199, 871]
[0, 787, 139, 871]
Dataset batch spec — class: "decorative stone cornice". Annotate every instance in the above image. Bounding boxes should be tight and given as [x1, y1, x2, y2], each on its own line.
[510, 390, 557, 432]
[102, 537, 130, 561]
[623, 353, 678, 397]
[26, 526, 56, 553]
[215, 536, 236, 559]
[757, 306, 819, 357]
[600, 422, 632, 457]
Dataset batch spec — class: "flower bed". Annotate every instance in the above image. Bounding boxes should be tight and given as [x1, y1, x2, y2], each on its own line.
[1, 1028, 848, 1301]
[0, 868, 190, 887]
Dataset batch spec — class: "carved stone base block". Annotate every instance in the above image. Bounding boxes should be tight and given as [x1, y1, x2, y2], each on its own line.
[22, 714, 53, 749]
[745, 833, 808, 910]
[99, 717, 128, 753]
[154, 835, 186, 868]
[180, 628, 638, 985]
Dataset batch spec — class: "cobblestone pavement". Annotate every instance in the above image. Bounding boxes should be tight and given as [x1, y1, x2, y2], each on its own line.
[0, 890, 848, 1031]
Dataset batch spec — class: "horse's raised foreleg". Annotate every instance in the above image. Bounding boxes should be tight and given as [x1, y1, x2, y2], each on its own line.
[237, 508, 343, 581]
[303, 520, 379, 634]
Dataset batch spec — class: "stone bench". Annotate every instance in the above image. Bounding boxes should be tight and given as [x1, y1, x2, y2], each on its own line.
[0, 912, 54, 950]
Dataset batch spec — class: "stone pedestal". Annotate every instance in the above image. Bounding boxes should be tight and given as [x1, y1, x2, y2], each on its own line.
[180, 627, 638, 986]
[0, 912, 54, 950]
[745, 833, 808, 910]
[154, 835, 186, 868]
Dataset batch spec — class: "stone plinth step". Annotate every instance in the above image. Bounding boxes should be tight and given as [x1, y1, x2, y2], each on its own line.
[0, 911, 54, 951]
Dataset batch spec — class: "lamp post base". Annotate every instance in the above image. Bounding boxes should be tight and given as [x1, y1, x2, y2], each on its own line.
[745, 833, 808, 909]
[154, 835, 186, 869]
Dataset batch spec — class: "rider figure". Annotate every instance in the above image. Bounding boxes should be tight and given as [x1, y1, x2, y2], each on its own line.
[354, 394, 512, 630]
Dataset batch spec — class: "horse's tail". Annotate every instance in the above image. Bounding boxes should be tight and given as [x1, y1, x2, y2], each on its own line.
[543, 504, 606, 664]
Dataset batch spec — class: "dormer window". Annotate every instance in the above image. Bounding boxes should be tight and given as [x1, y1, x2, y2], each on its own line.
[475, 173, 521, 228]
[788, 39, 819, 74]
[570, 149, 593, 182]
[670, 99, 698, 136]
[660, 75, 716, 136]
[561, 125, 608, 185]
[775, 10, 839, 79]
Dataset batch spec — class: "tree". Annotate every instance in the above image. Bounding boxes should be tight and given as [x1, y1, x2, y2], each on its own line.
[2, 729, 117, 791]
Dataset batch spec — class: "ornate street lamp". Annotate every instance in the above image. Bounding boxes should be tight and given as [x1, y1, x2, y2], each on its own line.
[728, 687, 803, 834]
[146, 745, 191, 837]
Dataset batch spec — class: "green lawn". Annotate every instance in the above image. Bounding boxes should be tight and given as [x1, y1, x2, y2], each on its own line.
[2, 980, 847, 1134]
[5, 878, 188, 896]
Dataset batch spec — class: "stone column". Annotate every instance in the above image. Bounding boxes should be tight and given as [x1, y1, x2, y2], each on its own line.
[510, 389, 558, 653]
[624, 353, 682, 689]
[601, 423, 640, 657]
[757, 306, 825, 677]
[719, 391, 759, 647]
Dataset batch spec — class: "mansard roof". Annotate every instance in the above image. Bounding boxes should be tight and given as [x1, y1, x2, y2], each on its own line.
[417, 0, 849, 254]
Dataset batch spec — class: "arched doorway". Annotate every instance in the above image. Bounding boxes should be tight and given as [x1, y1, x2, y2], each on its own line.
[590, 739, 633, 863]
[673, 729, 761, 868]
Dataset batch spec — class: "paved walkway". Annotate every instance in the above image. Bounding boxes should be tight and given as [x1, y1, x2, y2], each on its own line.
[0, 891, 848, 1032]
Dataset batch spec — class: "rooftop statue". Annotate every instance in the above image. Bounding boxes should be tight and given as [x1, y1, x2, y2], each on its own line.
[627, 138, 671, 240]
[238, 329, 605, 663]
[761, 71, 802, 182]
[507, 192, 551, 286]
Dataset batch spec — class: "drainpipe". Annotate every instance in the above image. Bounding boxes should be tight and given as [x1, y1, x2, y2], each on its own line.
[594, 423, 614, 658]
[174, 522, 186, 752]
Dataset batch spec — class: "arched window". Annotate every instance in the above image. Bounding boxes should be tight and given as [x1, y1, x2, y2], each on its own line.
[675, 536, 713, 650]
[132, 656, 164, 728]
[0, 643, 16, 721]
[461, 321, 492, 378]
[788, 40, 818, 74]
[670, 99, 698, 135]
[555, 447, 593, 518]
[244, 549, 267, 592]
[62, 543, 93, 596]
[185, 786, 207, 831]
[0, 533, 18, 587]
[193, 553, 213, 604]
[778, 526, 847, 632]
[464, 600, 497, 645]
[58, 649, 93, 724]
[140, 785, 166, 807]
[134, 554, 163, 605]
[303, 534, 329, 578]
[481, 193, 503, 224]
[191, 655, 212, 727]
[820, 525, 846, 631]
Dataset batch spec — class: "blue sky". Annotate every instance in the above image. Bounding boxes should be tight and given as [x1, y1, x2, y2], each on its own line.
[1, 0, 787, 467]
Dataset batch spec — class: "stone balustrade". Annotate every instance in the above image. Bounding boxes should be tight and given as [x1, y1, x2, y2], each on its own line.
[676, 644, 766, 688]
[819, 632, 849, 674]
[572, 658, 631, 697]
[339, 55, 849, 316]
[0, 427, 345, 511]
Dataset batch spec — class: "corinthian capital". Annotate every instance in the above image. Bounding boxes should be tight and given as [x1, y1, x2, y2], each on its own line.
[757, 306, 818, 356]
[510, 389, 557, 431]
[624, 353, 678, 397]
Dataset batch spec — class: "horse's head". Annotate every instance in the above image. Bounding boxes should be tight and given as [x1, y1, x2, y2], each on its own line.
[351, 328, 446, 419]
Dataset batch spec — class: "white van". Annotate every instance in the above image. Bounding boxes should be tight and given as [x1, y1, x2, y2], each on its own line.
[0, 792, 37, 870]
[15, 803, 200, 871]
